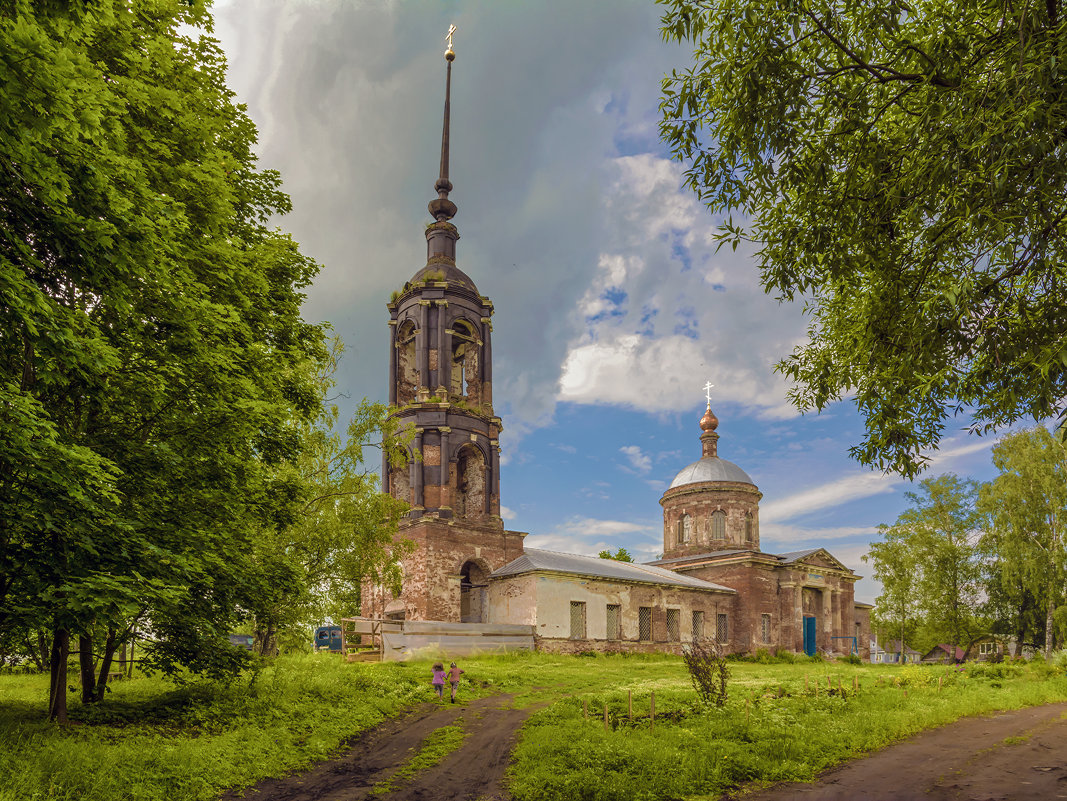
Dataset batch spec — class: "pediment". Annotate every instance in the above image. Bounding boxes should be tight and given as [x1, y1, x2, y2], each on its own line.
[793, 549, 851, 573]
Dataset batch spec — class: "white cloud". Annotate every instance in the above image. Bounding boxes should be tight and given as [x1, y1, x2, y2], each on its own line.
[619, 445, 652, 474]
[760, 437, 997, 523]
[760, 523, 880, 545]
[499, 505, 517, 521]
[524, 516, 660, 556]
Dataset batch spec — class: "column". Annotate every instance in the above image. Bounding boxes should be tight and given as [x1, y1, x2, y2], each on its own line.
[821, 589, 833, 652]
[413, 429, 424, 508]
[439, 427, 450, 509]
[481, 315, 493, 406]
[436, 300, 448, 395]
[489, 439, 500, 516]
[417, 301, 430, 394]
[388, 320, 398, 405]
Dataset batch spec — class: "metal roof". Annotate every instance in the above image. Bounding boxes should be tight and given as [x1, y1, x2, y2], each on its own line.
[776, 549, 823, 564]
[491, 548, 735, 593]
[647, 549, 758, 566]
[668, 457, 754, 489]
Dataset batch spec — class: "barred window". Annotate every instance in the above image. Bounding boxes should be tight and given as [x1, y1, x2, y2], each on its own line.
[711, 510, 726, 539]
[761, 613, 771, 643]
[570, 601, 586, 639]
[692, 610, 705, 640]
[638, 606, 652, 641]
[716, 613, 728, 644]
[606, 604, 621, 641]
[666, 608, 680, 642]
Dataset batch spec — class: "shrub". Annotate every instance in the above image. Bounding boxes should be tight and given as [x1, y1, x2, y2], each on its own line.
[681, 640, 729, 707]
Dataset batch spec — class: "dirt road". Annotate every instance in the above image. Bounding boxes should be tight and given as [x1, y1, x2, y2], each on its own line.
[222, 693, 531, 801]
[732, 701, 1067, 801]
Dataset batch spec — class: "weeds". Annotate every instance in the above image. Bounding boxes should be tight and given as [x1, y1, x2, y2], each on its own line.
[681, 639, 729, 708]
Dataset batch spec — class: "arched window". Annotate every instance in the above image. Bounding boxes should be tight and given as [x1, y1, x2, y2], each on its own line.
[396, 320, 418, 404]
[711, 510, 726, 540]
[450, 320, 481, 402]
[454, 444, 487, 519]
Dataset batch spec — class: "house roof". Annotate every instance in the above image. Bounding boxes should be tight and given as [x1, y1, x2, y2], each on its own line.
[887, 640, 922, 655]
[491, 548, 735, 593]
[647, 547, 854, 574]
[924, 644, 965, 661]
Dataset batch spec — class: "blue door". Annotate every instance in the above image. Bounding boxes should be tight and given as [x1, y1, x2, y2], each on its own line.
[803, 616, 816, 656]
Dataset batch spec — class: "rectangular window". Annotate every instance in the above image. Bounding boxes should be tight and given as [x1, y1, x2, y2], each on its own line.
[692, 610, 705, 640]
[570, 601, 586, 640]
[716, 613, 728, 644]
[666, 608, 680, 642]
[606, 604, 621, 641]
[980, 642, 994, 655]
[638, 606, 652, 641]
[761, 613, 771, 643]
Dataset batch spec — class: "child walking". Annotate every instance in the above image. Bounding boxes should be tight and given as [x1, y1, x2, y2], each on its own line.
[447, 661, 464, 703]
[431, 662, 447, 700]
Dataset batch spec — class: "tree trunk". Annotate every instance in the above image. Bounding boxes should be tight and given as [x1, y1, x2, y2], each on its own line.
[95, 628, 118, 702]
[1046, 594, 1056, 660]
[48, 627, 69, 723]
[78, 633, 97, 704]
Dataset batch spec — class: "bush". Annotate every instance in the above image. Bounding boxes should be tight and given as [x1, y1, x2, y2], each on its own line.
[681, 640, 729, 707]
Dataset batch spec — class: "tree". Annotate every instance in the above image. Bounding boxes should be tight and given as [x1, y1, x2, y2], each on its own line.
[865, 532, 919, 659]
[0, 3, 323, 720]
[867, 475, 981, 651]
[248, 338, 412, 656]
[597, 547, 634, 562]
[660, 0, 1067, 477]
[978, 426, 1067, 657]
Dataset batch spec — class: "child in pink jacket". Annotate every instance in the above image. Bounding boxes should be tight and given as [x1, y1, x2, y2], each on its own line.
[431, 662, 447, 700]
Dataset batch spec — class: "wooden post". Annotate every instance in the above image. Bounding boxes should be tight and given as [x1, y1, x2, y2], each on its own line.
[838, 678, 842, 693]
[827, 675, 832, 689]
[583, 699, 588, 719]
[938, 676, 943, 692]
[853, 675, 858, 691]
[745, 698, 750, 724]
[651, 691, 655, 732]
[805, 674, 809, 692]
[628, 689, 632, 722]
[603, 703, 609, 732]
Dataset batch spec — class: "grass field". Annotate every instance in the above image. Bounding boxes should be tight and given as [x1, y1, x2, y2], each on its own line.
[0, 652, 1064, 801]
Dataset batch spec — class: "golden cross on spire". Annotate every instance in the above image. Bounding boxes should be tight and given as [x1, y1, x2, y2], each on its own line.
[446, 24, 457, 51]
[703, 380, 715, 406]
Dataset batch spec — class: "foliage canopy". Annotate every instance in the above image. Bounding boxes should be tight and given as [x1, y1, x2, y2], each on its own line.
[660, 0, 1067, 476]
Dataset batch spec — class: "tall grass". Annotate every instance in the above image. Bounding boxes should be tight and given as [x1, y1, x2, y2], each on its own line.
[498, 658, 1067, 801]
[0, 654, 430, 801]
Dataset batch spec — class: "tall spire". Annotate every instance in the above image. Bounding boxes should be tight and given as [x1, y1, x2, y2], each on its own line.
[699, 381, 720, 458]
[428, 25, 458, 222]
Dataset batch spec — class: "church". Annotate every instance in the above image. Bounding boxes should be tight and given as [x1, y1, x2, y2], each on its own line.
[360, 40, 872, 660]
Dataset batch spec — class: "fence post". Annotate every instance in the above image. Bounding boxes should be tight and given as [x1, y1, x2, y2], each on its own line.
[651, 691, 655, 732]
[583, 698, 588, 719]
[853, 675, 858, 692]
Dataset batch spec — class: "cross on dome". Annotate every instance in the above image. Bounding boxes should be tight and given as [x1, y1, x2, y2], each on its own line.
[703, 380, 715, 407]
[446, 24, 457, 52]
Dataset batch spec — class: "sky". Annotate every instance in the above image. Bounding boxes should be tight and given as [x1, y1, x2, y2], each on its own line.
[211, 0, 1006, 603]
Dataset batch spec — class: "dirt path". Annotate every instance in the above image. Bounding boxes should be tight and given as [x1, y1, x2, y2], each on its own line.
[731, 701, 1067, 801]
[222, 693, 532, 801]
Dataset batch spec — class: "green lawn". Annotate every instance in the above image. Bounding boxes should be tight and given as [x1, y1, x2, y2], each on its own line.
[0, 652, 1064, 801]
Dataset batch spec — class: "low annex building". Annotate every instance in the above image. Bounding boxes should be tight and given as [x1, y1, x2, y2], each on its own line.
[361, 41, 871, 659]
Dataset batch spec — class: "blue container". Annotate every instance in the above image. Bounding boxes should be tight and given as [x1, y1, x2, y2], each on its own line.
[227, 634, 254, 651]
[314, 625, 343, 652]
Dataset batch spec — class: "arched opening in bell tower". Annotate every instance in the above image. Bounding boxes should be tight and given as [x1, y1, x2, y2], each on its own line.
[459, 560, 489, 623]
[453, 443, 486, 519]
[396, 319, 418, 404]
[450, 319, 480, 403]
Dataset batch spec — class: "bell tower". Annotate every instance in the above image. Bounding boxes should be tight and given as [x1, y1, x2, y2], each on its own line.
[370, 29, 525, 623]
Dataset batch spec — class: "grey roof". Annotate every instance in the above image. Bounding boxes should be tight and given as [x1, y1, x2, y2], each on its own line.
[668, 457, 754, 489]
[647, 549, 757, 566]
[491, 548, 734, 593]
[777, 549, 823, 564]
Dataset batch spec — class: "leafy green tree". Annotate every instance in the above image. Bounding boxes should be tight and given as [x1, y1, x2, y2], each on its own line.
[865, 533, 919, 658]
[979, 426, 1067, 657]
[249, 338, 412, 656]
[0, 3, 323, 720]
[597, 548, 635, 562]
[660, 0, 1067, 477]
[867, 475, 981, 651]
